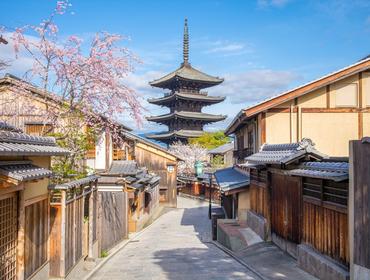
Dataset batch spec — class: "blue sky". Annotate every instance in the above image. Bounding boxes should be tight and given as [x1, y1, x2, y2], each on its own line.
[1, 0, 370, 132]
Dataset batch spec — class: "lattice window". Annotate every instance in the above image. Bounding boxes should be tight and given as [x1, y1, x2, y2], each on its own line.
[0, 193, 18, 280]
[303, 177, 348, 207]
[113, 144, 125, 160]
[25, 124, 53, 136]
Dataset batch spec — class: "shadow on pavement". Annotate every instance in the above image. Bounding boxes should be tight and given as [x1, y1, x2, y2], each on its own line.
[153, 245, 259, 280]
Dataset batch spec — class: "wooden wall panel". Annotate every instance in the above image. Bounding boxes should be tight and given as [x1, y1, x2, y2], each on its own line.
[303, 201, 349, 265]
[270, 173, 301, 243]
[352, 140, 370, 268]
[135, 146, 177, 207]
[99, 192, 128, 252]
[24, 199, 48, 279]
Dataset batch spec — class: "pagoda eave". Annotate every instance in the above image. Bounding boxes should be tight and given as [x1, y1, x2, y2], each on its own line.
[147, 93, 225, 106]
[146, 129, 204, 141]
[146, 112, 227, 124]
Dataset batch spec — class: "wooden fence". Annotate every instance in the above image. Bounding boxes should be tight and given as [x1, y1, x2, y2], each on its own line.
[24, 198, 49, 279]
[249, 169, 269, 219]
[351, 139, 370, 272]
[302, 177, 349, 265]
[49, 179, 98, 278]
[99, 191, 128, 252]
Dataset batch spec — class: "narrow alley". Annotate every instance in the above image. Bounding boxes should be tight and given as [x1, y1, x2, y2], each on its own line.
[89, 197, 260, 280]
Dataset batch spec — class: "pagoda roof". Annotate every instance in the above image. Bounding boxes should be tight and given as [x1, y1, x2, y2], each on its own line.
[146, 129, 204, 140]
[149, 64, 223, 89]
[146, 111, 226, 124]
[148, 92, 225, 106]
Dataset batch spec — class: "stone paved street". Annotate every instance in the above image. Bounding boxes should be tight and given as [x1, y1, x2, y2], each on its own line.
[89, 197, 260, 280]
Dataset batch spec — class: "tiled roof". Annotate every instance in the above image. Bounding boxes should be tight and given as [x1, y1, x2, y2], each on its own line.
[0, 161, 52, 181]
[148, 92, 225, 105]
[99, 160, 160, 190]
[0, 122, 22, 133]
[146, 129, 204, 140]
[50, 175, 99, 190]
[287, 161, 349, 182]
[0, 130, 70, 156]
[107, 160, 138, 176]
[149, 64, 223, 89]
[146, 111, 226, 123]
[208, 142, 234, 154]
[245, 139, 327, 165]
[214, 167, 250, 192]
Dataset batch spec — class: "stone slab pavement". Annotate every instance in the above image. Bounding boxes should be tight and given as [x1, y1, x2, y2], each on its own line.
[89, 197, 261, 280]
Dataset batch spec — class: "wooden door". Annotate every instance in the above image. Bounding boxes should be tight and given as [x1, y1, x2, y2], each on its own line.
[0, 193, 18, 280]
[271, 173, 302, 243]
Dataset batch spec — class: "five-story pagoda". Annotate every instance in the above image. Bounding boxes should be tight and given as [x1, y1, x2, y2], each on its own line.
[146, 19, 226, 144]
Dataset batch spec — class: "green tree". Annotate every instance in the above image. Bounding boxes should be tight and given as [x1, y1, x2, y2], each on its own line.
[189, 131, 230, 150]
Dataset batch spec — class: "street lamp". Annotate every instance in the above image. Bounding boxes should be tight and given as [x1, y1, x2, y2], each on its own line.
[206, 171, 214, 219]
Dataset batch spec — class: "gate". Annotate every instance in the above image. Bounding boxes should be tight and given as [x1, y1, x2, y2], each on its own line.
[271, 173, 302, 243]
[0, 193, 18, 280]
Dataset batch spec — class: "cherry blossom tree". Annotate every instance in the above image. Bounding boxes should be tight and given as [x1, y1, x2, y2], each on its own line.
[169, 141, 208, 175]
[2, 1, 143, 177]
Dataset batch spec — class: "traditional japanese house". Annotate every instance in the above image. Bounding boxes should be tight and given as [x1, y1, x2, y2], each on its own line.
[226, 56, 370, 160]
[214, 167, 250, 220]
[245, 139, 350, 280]
[0, 74, 179, 208]
[0, 122, 69, 280]
[208, 142, 234, 168]
[48, 175, 99, 279]
[122, 132, 179, 207]
[177, 173, 220, 202]
[98, 160, 160, 242]
[146, 19, 226, 144]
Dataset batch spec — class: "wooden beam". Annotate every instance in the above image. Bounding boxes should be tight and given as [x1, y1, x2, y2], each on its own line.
[359, 72, 363, 108]
[301, 108, 369, 113]
[326, 85, 330, 108]
[260, 112, 266, 145]
[17, 188, 25, 280]
[60, 191, 66, 277]
[359, 112, 363, 139]
[358, 72, 363, 139]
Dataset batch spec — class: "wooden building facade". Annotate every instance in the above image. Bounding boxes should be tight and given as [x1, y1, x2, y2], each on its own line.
[226, 56, 370, 160]
[245, 139, 350, 280]
[0, 123, 69, 280]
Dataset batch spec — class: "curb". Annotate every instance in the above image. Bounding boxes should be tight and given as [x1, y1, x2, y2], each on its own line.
[83, 206, 171, 280]
[210, 241, 268, 280]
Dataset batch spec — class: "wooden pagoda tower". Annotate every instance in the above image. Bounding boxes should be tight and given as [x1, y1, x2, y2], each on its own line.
[146, 19, 226, 144]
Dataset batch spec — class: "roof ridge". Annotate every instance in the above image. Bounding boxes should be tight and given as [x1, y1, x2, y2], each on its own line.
[0, 131, 57, 146]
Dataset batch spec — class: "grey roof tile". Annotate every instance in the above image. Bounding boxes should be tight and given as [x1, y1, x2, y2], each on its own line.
[50, 175, 99, 190]
[288, 161, 349, 182]
[214, 167, 250, 192]
[107, 160, 138, 176]
[0, 130, 69, 156]
[208, 142, 234, 154]
[0, 161, 52, 181]
[245, 138, 327, 165]
[149, 64, 223, 89]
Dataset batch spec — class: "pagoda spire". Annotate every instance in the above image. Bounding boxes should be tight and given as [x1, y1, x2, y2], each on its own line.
[183, 18, 189, 66]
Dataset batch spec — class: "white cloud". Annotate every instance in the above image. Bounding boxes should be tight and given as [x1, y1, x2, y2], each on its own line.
[206, 43, 245, 54]
[211, 69, 301, 104]
[0, 33, 35, 77]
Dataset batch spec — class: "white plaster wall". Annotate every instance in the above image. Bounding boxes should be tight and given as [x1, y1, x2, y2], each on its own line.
[95, 131, 106, 170]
